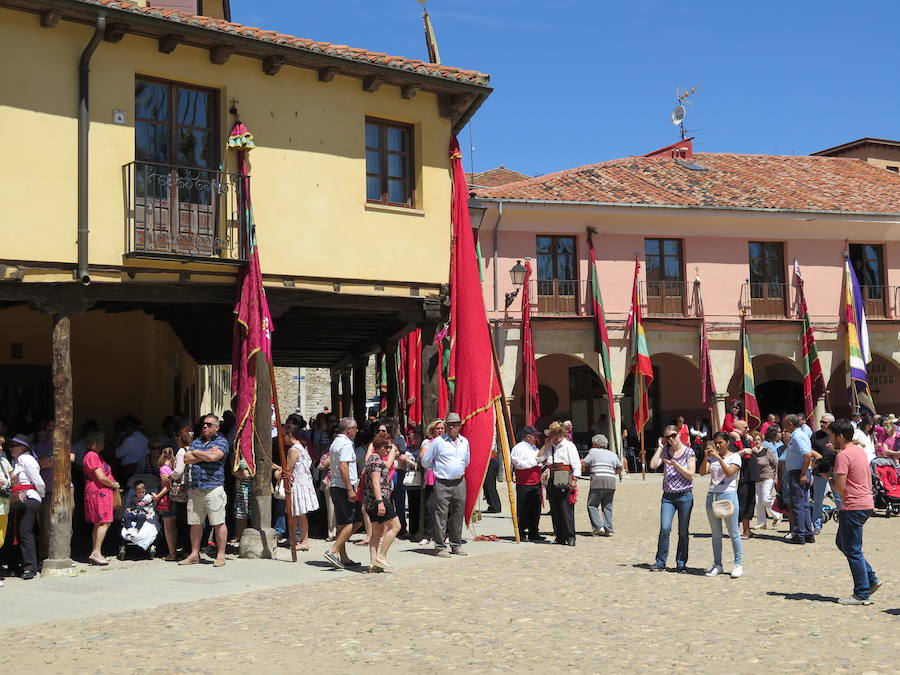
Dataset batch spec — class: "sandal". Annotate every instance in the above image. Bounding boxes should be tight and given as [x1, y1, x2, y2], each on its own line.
[353, 539, 370, 547]
[88, 554, 109, 566]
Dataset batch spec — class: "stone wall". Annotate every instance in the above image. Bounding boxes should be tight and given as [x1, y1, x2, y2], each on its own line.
[274, 355, 376, 423]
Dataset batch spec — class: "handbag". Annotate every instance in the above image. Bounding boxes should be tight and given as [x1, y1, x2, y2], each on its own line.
[711, 498, 734, 518]
[112, 488, 123, 511]
[274, 480, 286, 500]
[552, 470, 571, 490]
[403, 469, 423, 488]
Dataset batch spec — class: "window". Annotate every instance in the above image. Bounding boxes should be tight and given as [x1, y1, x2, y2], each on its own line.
[644, 238, 684, 315]
[747, 242, 786, 317]
[135, 78, 217, 170]
[849, 243, 886, 317]
[535, 236, 577, 314]
[365, 118, 414, 207]
[133, 77, 220, 257]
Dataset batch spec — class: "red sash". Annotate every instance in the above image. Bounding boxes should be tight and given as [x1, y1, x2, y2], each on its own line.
[515, 466, 541, 485]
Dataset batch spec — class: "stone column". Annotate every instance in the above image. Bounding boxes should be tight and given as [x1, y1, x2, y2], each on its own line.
[715, 393, 729, 431]
[420, 321, 439, 426]
[612, 393, 625, 463]
[340, 369, 352, 419]
[814, 393, 827, 426]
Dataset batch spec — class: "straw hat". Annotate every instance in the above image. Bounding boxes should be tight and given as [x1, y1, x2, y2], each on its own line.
[544, 421, 565, 435]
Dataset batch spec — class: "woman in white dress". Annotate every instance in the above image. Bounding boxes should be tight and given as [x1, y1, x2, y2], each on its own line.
[286, 429, 319, 551]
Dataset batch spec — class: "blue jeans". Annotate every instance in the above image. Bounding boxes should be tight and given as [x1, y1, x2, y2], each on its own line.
[706, 491, 743, 567]
[835, 509, 878, 599]
[812, 474, 842, 528]
[273, 498, 286, 537]
[655, 491, 693, 568]
[787, 470, 813, 537]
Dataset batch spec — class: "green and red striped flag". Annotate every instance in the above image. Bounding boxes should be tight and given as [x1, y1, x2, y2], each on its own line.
[627, 258, 653, 435]
[739, 313, 761, 431]
[794, 261, 825, 423]
[587, 232, 616, 425]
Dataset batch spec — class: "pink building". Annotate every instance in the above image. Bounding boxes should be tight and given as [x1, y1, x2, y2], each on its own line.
[470, 139, 900, 450]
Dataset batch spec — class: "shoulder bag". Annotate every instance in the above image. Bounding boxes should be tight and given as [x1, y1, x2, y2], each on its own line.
[711, 497, 734, 518]
[551, 448, 571, 490]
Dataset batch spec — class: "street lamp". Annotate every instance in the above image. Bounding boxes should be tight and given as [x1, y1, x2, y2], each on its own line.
[468, 197, 487, 230]
[505, 259, 527, 309]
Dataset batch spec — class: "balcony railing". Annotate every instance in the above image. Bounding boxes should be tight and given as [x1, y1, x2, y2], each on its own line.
[861, 285, 889, 318]
[740, 282, 793, 318]
[640, 280, 697, 318]
[125, 161, 249, 262]
[532, 278, 587, 316]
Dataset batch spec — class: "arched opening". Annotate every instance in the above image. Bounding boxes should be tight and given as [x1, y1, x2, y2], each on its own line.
[727, 354, 803, 420]
[622, 353, 703, 445]
[511, 353, 608, 448]
[827, 353, 900, 417]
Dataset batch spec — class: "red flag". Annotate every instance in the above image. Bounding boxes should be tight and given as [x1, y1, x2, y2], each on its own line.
[229, 122, 273, 475]
[449, 137, 502, 523]
[404, 329, 422, 436]
[794, 262, 826, 422]
[694, 280, 717, 426]
[434, 324, 450, 419]
[628, 259, 654, 433]
[521, 260, 540, 426]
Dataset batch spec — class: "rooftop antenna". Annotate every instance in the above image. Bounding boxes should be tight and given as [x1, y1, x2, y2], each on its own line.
[417, 0, 441, 64]
[671, 86, 698, 141]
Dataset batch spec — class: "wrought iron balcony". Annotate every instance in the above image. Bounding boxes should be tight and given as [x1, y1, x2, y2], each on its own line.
[125, 161, 249, 262]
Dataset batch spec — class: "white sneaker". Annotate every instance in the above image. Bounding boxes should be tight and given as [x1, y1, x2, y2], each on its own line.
[704, 566, 723, 577]
[0, 579, 4, 587]
[730, 565, 744, 579]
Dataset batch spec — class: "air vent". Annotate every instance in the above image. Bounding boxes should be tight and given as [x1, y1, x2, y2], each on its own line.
[675, 158, 708, 172]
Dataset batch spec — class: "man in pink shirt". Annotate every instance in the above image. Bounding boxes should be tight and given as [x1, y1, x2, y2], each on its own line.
[824, 419, 882, 605]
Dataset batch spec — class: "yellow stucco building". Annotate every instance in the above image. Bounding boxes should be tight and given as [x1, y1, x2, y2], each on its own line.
[0, 0, 491, 437]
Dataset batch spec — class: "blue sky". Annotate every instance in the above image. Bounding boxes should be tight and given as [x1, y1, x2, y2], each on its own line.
[233, 1, 900, 177]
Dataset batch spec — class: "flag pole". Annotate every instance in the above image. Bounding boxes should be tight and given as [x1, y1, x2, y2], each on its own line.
[488, 325, 521, 543]
[639, 428, 646, 480]
[268, 359, 297, 563]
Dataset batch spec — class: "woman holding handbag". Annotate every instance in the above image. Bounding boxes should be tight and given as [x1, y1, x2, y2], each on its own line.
[286, 428, 318, 552]
[700, 432, 744, 578]
[82, 430, 119, 566]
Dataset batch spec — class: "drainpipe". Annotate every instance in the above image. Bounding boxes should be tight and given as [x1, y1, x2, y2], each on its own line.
[77, 15, 106, 286]
[492, 200, 504, 311]
[491, 200, 504, 346]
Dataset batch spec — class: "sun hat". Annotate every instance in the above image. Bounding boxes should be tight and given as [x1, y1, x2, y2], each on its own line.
[445, 412, 462, 424]
[544, 421, 565, 435]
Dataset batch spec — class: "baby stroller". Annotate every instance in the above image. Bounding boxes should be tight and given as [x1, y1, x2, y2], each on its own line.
[871, 458, 900, 517]
[117, 473, 161, 560]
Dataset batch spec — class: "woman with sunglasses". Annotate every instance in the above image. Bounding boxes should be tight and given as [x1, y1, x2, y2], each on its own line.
[648, 425, 696, 572]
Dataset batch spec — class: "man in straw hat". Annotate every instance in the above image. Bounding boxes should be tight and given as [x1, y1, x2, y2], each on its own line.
[421, 412, 470, 557]
[542, 421, 581, 546]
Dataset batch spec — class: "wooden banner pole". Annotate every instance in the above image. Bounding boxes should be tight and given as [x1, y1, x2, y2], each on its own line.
[268, 359, 296, 562]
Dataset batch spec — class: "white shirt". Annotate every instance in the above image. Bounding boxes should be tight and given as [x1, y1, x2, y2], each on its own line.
[689, 424, 709, 440]
[544, 439, 581, 476]
[510, 440, 540, 470]
[709, 452, 741, 493]
[421, 433, 470, 479]
[13, 452, 45, 502]
[853, 429, 876, 463]
[329, 434, 358, 488]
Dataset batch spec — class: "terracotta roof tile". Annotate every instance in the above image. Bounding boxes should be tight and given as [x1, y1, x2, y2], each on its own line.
[467, 166, 531, 187]
[474, 154, 900, 214]
[79, 0, 489, 86]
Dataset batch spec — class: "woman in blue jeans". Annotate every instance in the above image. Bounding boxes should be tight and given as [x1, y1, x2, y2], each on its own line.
[649, 425, 696, 572]
[700, 432, 744, 578]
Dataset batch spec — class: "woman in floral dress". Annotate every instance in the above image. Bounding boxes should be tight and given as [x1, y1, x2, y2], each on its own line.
[287, 429, 319, 551]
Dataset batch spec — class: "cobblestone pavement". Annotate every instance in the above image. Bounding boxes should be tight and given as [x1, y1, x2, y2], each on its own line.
[1, 474, 897, 673]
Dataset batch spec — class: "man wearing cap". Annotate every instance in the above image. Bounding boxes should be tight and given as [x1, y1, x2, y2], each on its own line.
[510, 425, 545, 542]
[421, 412, 470, 557]
[542, 421, 581, 546]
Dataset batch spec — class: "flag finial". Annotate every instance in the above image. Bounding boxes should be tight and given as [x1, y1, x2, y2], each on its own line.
[418, 0, 441, 64]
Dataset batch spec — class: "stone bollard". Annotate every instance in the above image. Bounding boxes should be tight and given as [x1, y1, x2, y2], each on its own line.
[238, 527, 278, 559]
